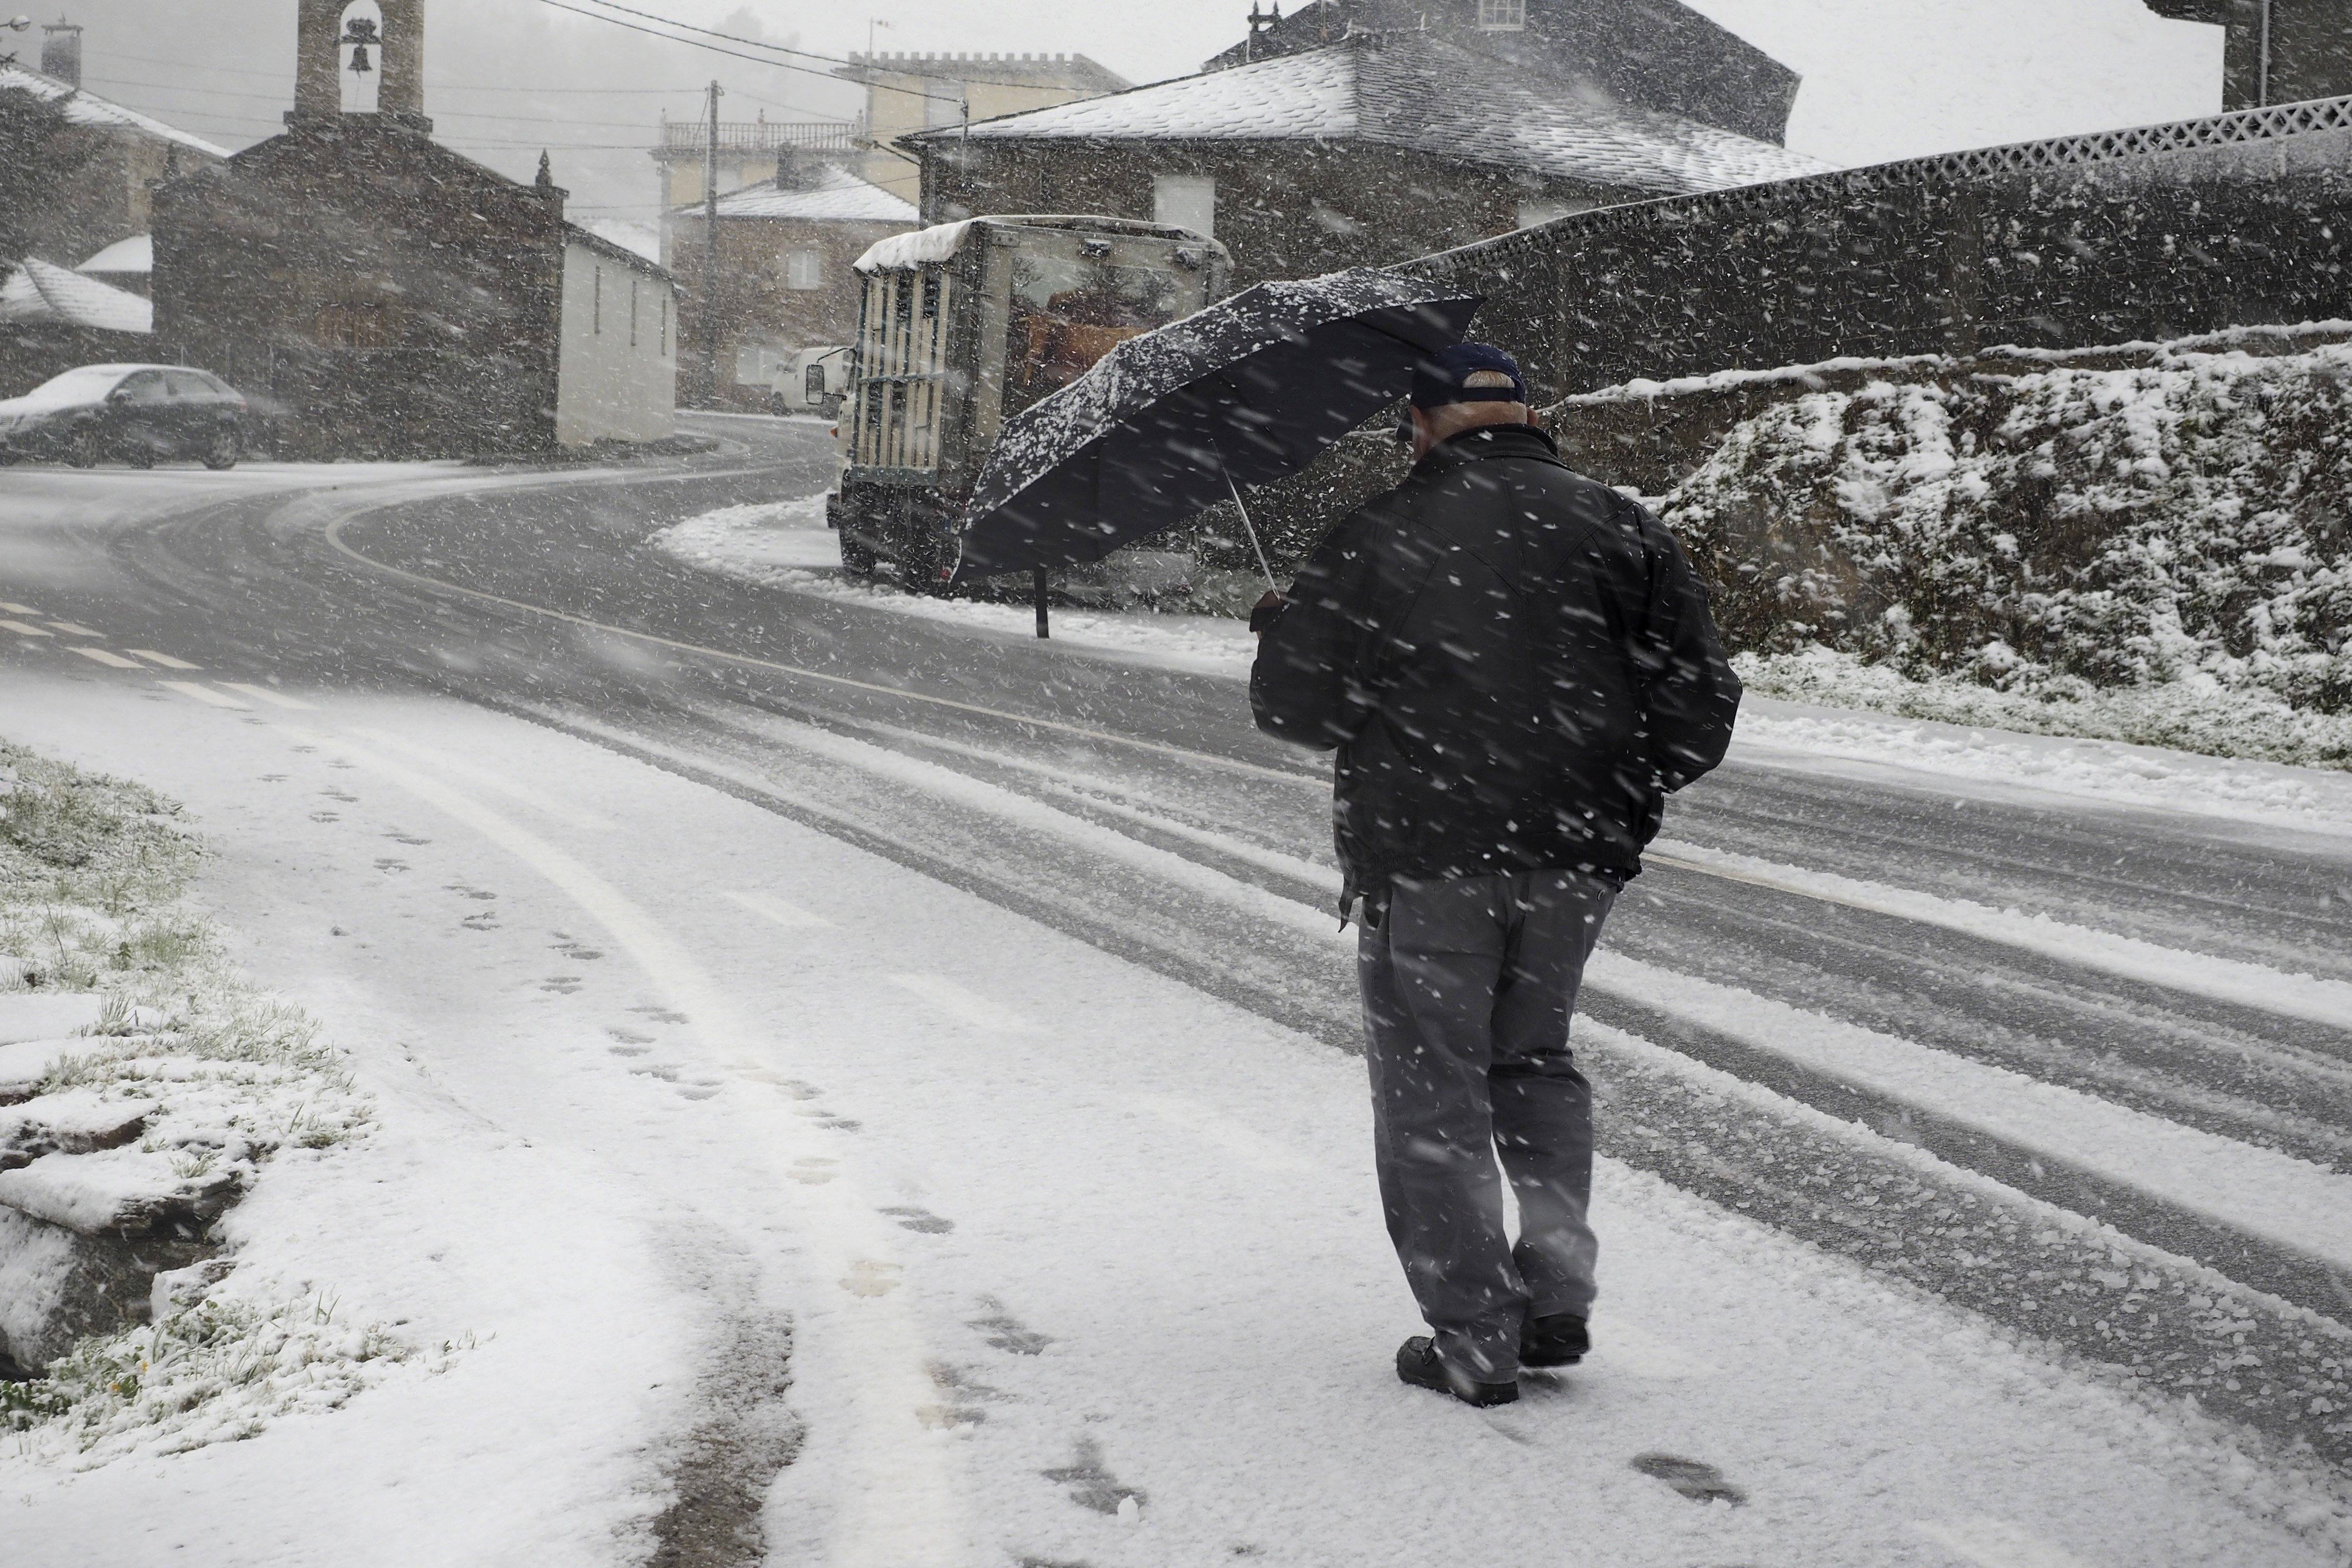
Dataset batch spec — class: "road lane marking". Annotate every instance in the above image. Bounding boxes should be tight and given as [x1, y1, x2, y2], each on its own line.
[722, 889, 834, 930]
[70, 647, 142, 668]
[44, 622, 101, 636]
[886, 973, 1030, 1034]
[129, 649, 201, 670]
[345, 727, 614, 830]
[323, 514, 1317, 787]
[158, 680, 250, 709]
[277, 725, 973, 1565]
[0, 620, 53, 636]
[217, 681, 313, 708]
[0, 603, 37, 615]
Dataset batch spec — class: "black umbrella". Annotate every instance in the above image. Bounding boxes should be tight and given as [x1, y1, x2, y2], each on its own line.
[950, 268, 1482, 586]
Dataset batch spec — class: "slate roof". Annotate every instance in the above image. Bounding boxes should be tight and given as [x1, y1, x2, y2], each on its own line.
[691, 164, 919, 225]
[0, 64, 231, 159]
[0, 257, 152, 333]
[910, 33, 1832, 195]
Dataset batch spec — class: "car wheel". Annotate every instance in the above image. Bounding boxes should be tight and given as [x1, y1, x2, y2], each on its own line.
[203, 428, 241, 471]
[67, 426, 104, 469]
[126, 440, 155, 470]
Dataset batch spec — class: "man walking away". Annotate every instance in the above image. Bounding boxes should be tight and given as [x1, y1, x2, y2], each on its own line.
[1250, 344, 1741, 1407]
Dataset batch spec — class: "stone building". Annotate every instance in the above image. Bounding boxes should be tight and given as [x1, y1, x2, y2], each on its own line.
[840, 51, 1128, 204]
[666, 155, 915, 410]
[2141, 0, 2352, 109]
[1206, 0, 1800, 144]
[650, 116, 860, 257]
[0, 44, 227, 268]
[151, 0, 677, 457]
[907, 30, 1826, 288]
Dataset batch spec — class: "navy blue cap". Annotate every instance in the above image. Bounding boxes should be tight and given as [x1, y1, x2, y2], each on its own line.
[1409, 342, 1528, 410]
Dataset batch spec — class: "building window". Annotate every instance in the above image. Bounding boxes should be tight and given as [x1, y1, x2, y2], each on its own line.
[786, 250, 824, 290]
[1153, 174, 1216, 239]
[1478, 0, 1526, 30]
[315, 302, 401, 349]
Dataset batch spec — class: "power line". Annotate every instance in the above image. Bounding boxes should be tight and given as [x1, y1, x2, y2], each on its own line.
[535, 0, 962, 105]
[80, 74, 757, 130]
[90, 44, 707, 93]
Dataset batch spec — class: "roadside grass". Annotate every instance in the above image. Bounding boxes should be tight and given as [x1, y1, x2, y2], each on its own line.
[0, 739, 402, 1465]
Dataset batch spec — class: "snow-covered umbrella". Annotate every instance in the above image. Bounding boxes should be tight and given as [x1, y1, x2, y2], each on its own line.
[950, 268, 1481, 586]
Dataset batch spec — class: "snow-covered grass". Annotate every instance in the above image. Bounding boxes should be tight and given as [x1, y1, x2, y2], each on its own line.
[1734, 645, 2352, 772]
[0, 739, 400, 1464]
[1659, 341, 2352, 771]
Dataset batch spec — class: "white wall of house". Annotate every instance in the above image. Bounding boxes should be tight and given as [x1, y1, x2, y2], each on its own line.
[555, 238, 676, 447]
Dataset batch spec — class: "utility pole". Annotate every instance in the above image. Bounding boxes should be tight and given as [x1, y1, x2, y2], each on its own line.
[701, 78, 723, 406]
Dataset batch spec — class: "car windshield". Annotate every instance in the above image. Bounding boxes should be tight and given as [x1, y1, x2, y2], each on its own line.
[10, 365, 133, 411]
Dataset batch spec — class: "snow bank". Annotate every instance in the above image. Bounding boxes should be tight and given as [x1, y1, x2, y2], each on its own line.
[1661, 340, 2352, 769]
[0, 740, 397, 1461]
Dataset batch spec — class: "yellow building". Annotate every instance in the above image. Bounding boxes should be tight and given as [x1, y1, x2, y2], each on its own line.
[840, 52, 1128, 203]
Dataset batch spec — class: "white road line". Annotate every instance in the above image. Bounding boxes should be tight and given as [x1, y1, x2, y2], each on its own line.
[283, 726, 972, 1565]
[0, 620, 53, 636]
[722, 889, 835, 930]
[44, 621, 101, 636]
[157, 680, 250, 709]
[69, 647, 142, 669]
[0, 602, 37, 615]
[345, 726, 615, 831]
[217, 681, 312, 709]
[129, 649, 202, 670]
[1914, 1517, 2094, 1568]
[886, 973, 1030, 1034]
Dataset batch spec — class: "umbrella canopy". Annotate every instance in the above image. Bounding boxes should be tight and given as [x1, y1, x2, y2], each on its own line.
[951, 268, 1480, 583]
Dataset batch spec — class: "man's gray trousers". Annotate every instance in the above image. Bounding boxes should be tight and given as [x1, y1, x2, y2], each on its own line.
[1357, 868, 1619, 1382]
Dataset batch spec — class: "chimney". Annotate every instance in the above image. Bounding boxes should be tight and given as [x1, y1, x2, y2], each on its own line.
[40, 17, 82, 88]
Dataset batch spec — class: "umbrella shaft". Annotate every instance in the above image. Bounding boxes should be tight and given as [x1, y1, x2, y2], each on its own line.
[1223, 467, 1280, 591]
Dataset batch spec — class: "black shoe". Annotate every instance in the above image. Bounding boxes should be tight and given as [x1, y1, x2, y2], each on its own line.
[1395, 1336, 1518, 1407]
[1521, 1311, 1588, 1368]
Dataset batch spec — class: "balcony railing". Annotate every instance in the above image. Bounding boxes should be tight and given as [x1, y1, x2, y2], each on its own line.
[658, 119, 862, 155]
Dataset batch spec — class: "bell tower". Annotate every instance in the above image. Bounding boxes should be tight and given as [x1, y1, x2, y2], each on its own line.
[291, 0, 430, 130]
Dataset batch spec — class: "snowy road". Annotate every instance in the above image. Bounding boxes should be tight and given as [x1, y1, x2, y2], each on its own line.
[2, 420, 2347, 1564]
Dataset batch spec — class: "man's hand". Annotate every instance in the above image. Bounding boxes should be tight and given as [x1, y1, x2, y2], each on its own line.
[1250, 589, 1289, 636]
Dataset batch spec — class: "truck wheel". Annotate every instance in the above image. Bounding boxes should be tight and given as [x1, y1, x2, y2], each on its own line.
[839, 535, 877, 579]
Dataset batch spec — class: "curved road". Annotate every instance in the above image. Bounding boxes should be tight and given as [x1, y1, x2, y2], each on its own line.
[5, 416, 2350, 1486]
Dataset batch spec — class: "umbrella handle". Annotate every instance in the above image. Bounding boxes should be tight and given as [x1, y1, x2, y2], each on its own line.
[1221, 461, 1281, 593]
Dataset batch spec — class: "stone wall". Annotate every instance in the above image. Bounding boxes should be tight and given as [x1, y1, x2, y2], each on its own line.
[1410, 95, 2352, 405]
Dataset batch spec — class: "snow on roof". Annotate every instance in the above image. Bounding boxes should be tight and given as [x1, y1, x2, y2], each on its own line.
[695, 164, 918, 225]
[0, 64, 231, 159]
[853, 219, 978, 273]
[76, 233, 153, 276]
[0, 258, 152, 333]
[577, 219, 660, 264]
[915, 34, 1832, 197]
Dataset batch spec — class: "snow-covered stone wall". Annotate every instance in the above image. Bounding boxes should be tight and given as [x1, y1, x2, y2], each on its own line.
[1658, 339, 2352, 761]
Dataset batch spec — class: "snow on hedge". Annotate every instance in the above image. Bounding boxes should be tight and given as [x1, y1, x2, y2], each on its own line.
[1660, 342, 2352, 769]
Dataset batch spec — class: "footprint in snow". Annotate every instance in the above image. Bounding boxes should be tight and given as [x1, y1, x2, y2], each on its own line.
[790, 1158, 836, 1185]
[374, 859, 407, 873]
[552, 936, 603, 961]
[630, 1006, 688, 1023]
[309, 811, 339, 823]
[444, 884, 494, 900]
[541, 976, 581, 994]
[675, 1084, 721, 1101]
[261, 773, 288, 782]
[881, 1205, 953, 1234]
[969, 1301, 1051, 1356]
[606, 1026, 654, 1044]
[461, 912, 499, 930]
[630, 1063, 680, 1083]
[1040, 1437, 1143, 1517]
[840, 1260, 900, 1297]
[1631, 1452, 1746, 1506]
[387, 831, 431, 845]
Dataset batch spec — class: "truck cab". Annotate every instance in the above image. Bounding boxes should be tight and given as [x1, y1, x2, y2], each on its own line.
[772, 346, 850, 418]
[830, 215, 1234, 590]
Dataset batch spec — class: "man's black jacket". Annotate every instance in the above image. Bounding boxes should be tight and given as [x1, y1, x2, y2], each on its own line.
[1250, 423, 1740, 911]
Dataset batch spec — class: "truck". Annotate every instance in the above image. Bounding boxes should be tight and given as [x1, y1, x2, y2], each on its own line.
[771, 345, 850, 419]
[829, 215, 1234, 593]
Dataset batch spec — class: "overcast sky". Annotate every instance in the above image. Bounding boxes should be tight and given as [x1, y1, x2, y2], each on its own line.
[49, 0, 2221, 225]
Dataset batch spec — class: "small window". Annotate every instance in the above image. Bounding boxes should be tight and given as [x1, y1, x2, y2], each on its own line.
[121, 371, 169, 402]
[165, 372, 213, 398]
[1478, 0, 1526, 30]
[786, 250, 824, 290]
[1153, 174, 1216, 239]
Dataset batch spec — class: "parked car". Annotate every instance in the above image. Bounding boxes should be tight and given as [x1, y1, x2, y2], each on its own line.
[0, 363, 249, 470]
[770, 346, 850, 419]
